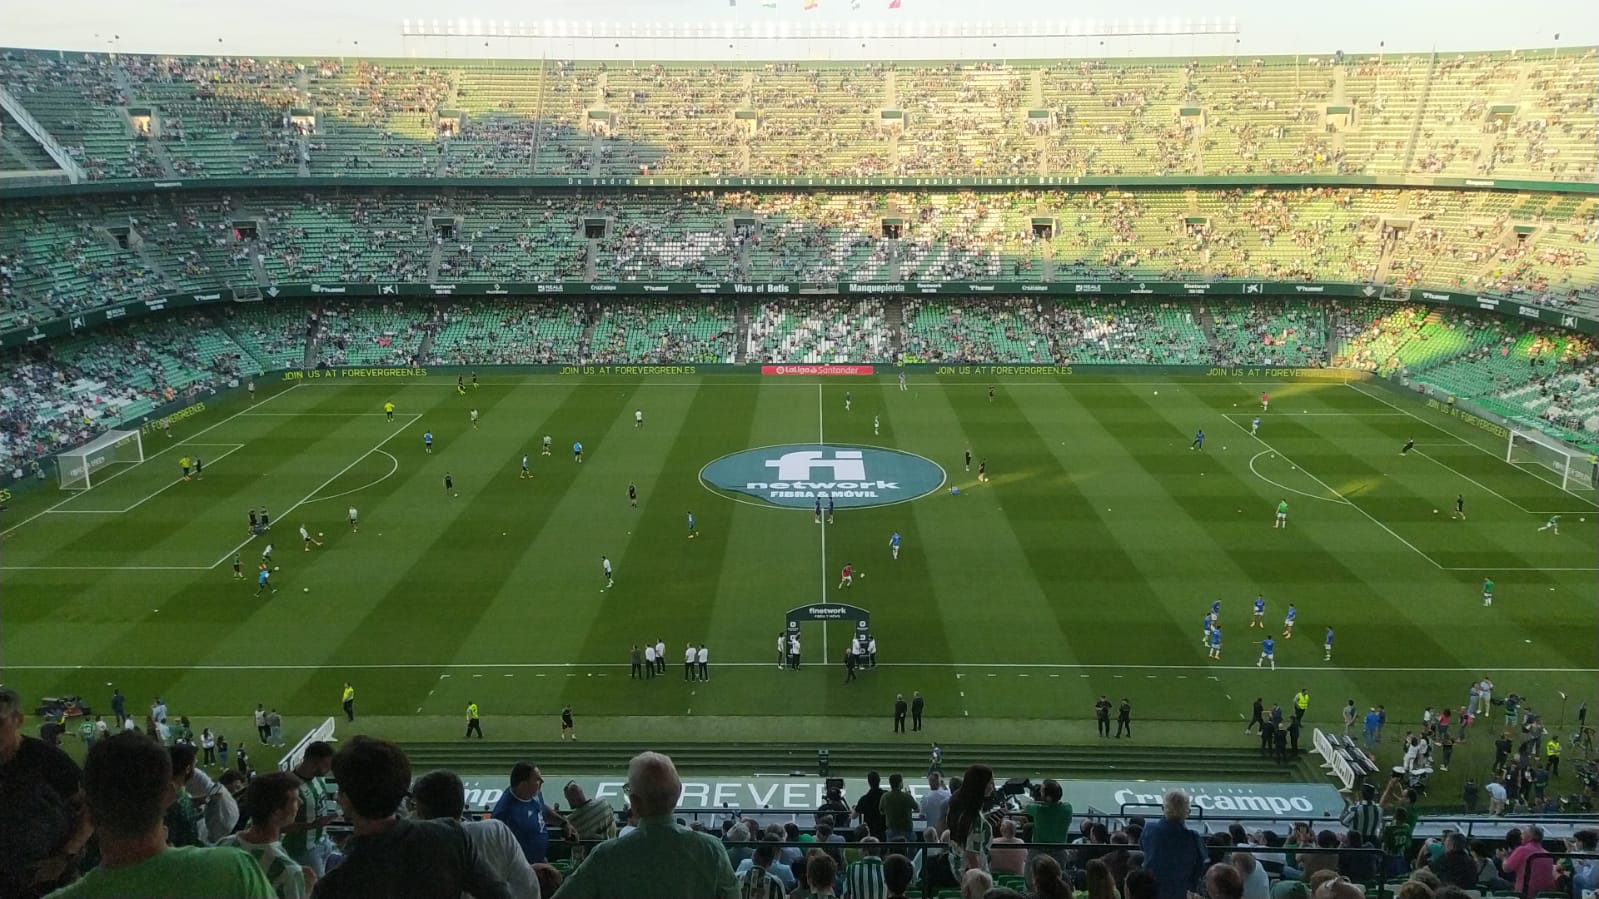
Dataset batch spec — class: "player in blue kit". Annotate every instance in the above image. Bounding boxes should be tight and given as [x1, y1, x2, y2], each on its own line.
[814, 497, 824, 524]
[1282, 603, 1298, 638]
[423, 431, 433, 454]
[1191, 429, 1205, 450]
[890, 532, 901, 560]
[573, 441, 583, 463]
[1209, 624, 1223, 660]
[1203, 612, 1215, 648]
[687, 511, 698, 539]
[1323, 627, 1335, 662]
[255, 565, 277, 597]
[1257, 636, 1276, 670]
[1251, 595, 1266, 628]
[826, 494, 835, 525]
[1211, 599, 1222, 618]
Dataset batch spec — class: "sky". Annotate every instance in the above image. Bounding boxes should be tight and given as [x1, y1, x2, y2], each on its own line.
[0, 0, 1591, 59]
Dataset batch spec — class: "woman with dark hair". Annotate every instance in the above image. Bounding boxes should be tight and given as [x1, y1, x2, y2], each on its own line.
[946, 765, 997, 880]
[1123, 868, 1160, 899]
[1029, 853, 1075, 899]
[1085, 857, 1122, 899]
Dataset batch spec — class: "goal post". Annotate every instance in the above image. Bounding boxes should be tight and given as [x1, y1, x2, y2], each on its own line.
[58, 429, 144, 491]
[1506, 428, 1597, 494]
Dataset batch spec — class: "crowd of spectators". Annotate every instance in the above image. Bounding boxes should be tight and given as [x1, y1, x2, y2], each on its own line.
[8, 679, 1597, 899]
[2, 188, 1594, 332]
[4, 48, 1595, 184]
[8, 295, 1597, 477]
[0, 311, 253, 476]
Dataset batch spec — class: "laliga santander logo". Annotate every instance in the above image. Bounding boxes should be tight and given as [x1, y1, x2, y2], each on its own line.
[700, 444, 945, 510]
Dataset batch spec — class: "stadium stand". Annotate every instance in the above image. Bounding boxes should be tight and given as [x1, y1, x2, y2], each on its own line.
[3, 188, 1595, 332]
[4, 48, 1596, 181]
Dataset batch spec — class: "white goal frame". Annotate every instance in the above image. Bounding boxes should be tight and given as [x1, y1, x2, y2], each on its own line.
[58, 429, 145, 491]
[1506, 428, 1596, 494]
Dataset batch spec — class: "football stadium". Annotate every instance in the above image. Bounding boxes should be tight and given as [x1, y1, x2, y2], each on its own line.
[1, 1, 1597, 896]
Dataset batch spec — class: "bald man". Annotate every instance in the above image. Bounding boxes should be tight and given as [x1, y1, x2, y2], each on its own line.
[1314, 878, 1367, 899]
[1205, 863, 1245, 899]
[551, 752, 737, 899]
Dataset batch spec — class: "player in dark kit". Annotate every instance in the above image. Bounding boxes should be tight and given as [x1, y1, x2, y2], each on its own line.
[1401, 437, 1416, 455]
[628, 482, 638, 508]
[964, 448, 972, 472]
[1453, 494, 1466, 520]
[977, 458, 988, 483]
[560, 705, 576, 741]
[248, 509, 259, 534]
[456, 375, 466, 395]
[444, 472, 456, 497]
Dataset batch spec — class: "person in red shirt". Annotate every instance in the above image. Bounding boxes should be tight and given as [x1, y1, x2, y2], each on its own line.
[839, 563, 853, 589]
[1502, 825, 1557, 894]
[1261, 391, 1270, 412]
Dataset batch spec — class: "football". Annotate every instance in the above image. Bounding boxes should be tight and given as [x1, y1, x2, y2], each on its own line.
[303, 587, 309, 593]
[273, 566, 280, 572]
[318, 532, 324, 538]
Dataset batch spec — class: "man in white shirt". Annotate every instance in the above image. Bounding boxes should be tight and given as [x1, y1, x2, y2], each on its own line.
[412, 769, 541, 899]
[654, 639, 666, 675]
[684, 644, 698, 682]
[696, 645, 709, 681]
[919, 772, 951, 835]
[643, 644, 657, 679]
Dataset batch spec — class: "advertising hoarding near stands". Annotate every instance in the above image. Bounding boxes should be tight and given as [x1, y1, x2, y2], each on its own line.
[7, 280, 1592, 348]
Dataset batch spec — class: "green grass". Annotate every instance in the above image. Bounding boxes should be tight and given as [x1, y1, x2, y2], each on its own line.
[4, 372, 1596, 793]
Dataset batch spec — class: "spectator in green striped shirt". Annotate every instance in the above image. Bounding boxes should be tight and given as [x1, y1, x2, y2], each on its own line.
[216, 771, 312, 898]
[562, 781, 617, 864]
[843, 837, 888, 899]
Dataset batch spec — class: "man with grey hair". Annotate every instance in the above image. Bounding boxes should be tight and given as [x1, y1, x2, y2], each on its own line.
[1138, 790, 1208, 899]
[1432, 832, 1476, 890]
[551, 752, 737, 898]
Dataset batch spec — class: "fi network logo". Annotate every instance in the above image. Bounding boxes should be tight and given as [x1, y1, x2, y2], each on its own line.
[765, 450, 865, 482]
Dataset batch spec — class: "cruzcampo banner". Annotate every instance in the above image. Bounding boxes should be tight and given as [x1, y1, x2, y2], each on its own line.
[447, 774, 1347, 819]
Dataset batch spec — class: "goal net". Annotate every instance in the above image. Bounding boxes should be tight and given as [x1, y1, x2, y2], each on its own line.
[58, 429, 144, 491]
[1506, 428, 1597, 494]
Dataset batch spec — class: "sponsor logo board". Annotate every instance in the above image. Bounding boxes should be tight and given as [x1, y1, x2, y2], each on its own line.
[700, 444, 944, 509]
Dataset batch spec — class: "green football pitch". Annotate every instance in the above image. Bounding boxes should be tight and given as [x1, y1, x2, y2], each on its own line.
[4, 373, 1596, 766]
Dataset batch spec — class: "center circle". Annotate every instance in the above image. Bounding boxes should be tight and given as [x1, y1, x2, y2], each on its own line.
[699, 444, 947, 510]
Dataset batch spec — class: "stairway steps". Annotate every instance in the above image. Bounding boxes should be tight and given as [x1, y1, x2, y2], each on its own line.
[399, 741, 1316, 782]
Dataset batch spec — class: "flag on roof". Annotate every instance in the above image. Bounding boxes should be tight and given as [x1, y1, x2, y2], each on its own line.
[888, 0, 902, 8]
[804, 0, 819, 9]
[851, 0, 861, 8]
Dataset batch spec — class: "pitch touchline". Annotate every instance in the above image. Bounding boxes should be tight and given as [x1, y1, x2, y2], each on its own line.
[6, 661, 1594, 673]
